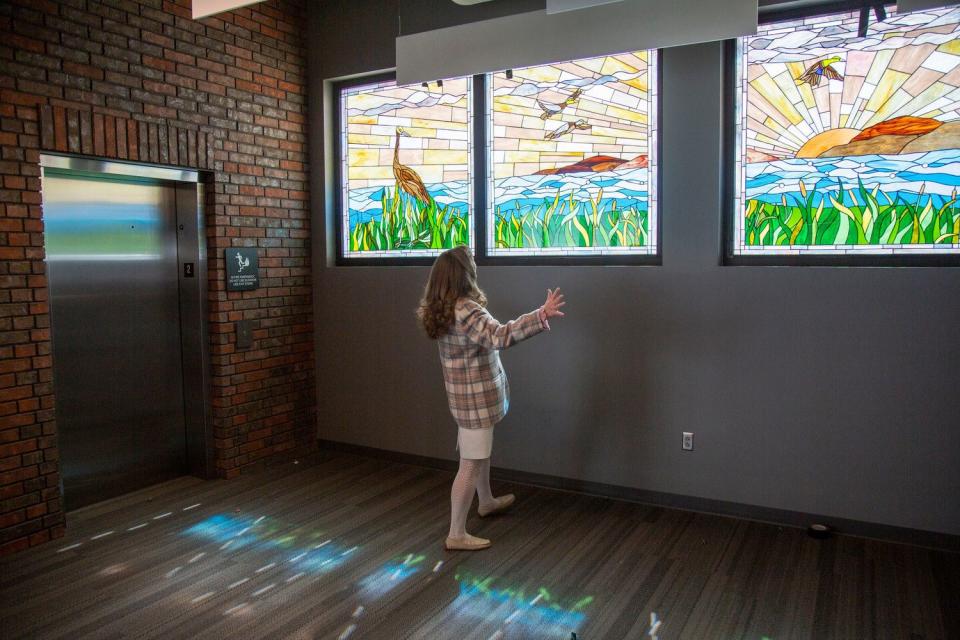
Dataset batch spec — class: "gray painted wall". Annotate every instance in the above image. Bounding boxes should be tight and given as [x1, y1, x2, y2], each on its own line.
[308, 0, 960, 535]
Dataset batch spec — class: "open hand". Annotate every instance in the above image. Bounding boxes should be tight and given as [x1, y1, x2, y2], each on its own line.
[541, 287, 565, 330]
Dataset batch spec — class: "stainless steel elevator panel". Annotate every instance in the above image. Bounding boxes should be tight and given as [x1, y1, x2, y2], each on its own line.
[44, 172, 187, 509]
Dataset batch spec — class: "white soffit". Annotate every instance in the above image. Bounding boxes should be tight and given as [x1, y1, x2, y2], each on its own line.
[192, 0, 264, 19]
[396, 0, 758, 86]
[897, 0, 959, 11]
[546, 0, 625, 13]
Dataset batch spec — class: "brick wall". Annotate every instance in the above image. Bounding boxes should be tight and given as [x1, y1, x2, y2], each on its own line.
[0, 0, 316, 555]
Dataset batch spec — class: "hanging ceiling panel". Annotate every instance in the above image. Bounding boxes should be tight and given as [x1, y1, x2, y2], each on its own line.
[396, 0, 757, 85]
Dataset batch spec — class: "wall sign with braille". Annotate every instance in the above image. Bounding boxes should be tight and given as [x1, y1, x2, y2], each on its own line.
[225, 248, 259, 291]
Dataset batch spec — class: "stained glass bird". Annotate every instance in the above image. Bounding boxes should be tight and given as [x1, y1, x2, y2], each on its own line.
[796, 56, 843, 87]
[544, 118, 592, 140]
[538, 88, 583, 120]
[393, 127, 431, 204]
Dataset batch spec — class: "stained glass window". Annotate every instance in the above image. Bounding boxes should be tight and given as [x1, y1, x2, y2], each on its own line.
[339, 77, 473, 258]
[487, 51, 658, 256]
[734, 5, 960, 255]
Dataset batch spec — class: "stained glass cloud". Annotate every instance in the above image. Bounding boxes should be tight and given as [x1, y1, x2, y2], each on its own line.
[735, 5, 960, 255]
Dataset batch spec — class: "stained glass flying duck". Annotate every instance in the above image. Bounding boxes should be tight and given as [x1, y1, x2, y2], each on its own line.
[538, 88, 583, 120]
[544, 119, 591, 140]
[796, 56, 844, 88]
[393, 127, 431, 204]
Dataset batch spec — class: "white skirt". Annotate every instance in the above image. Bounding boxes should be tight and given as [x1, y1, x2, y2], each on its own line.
[457, 426, 494, 459]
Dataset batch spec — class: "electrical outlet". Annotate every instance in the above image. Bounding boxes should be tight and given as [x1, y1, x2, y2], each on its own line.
[682, 432, 694, 451]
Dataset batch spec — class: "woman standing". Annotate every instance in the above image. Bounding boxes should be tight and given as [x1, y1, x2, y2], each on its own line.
[417, 246, 566, 550]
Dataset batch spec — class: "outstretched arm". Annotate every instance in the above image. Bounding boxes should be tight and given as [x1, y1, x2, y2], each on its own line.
[458, 289, 565, 350]
[458, 300, 545, 351]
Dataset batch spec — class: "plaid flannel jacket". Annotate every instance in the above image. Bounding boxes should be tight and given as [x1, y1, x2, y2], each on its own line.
[437, 298, 546, 429]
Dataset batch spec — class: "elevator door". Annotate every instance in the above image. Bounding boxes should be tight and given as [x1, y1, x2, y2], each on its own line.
[44, 172, 187, 510]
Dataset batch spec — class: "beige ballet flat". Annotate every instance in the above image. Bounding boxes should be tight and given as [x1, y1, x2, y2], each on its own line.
[445, 534, 491, 551]
[478, 493, 515, 518]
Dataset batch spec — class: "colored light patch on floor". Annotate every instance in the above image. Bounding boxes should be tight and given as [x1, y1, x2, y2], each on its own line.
[358, 554, 425, 597]
[183, 514, 261, 546]
[296, 544, 357, 573]
[182, 513, 357, 573]
[454, 571, 593, 633]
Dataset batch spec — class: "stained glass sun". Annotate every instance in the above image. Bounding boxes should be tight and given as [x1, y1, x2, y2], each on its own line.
[736, 5, 960, 254]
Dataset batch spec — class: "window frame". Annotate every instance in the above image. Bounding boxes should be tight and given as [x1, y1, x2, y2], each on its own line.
[723, 1, 960, 267]
[333, 54, 664, 267]
[477, 54, 663, 267]
[333, 71, 472, 266]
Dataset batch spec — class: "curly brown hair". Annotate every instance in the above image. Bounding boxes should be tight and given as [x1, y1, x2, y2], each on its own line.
[416, 246, 487, 339]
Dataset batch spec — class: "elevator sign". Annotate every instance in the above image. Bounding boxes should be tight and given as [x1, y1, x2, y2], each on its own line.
[225, 248, 259, 291]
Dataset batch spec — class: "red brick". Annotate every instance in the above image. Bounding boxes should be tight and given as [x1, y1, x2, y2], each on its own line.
[0, 248, 25, 260]
[127, 119, 137, 159]
[142, 55, 175, 73]
[0, 465, 38, 487]
[141, 31, 174, 49]
[235, 79, 261, 93]
[260, 25, 283, 40]
[93, 113, 104, 156]
[28, 529, 49, 545]
[9, 34, 45, 54]
[4, 176, 27, 190]
[63, 61, 104, 81]
[143, 80, 176, 97]
[0, 439, 37, 457]
[0, 386, 32, 402]
[25, 503, 46, 519]
[0, 90, 46, 107]
[53, 105, 67, 152]
[13, 344, 37, 366]
[0, 358, 31, 373]
[0, 537, 30, 555]
[0, 481, 23, 497]
[116, 116, 127, 160]
[163, 49, 195, 66]
[104, 115, 116, 157]
[0, 414, 34, 430]
[161, 0, 191, 19]
[253, 74, 278, 89]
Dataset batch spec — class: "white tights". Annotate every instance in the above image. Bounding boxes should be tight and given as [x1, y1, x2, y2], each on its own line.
[448, 456, 495, 539]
